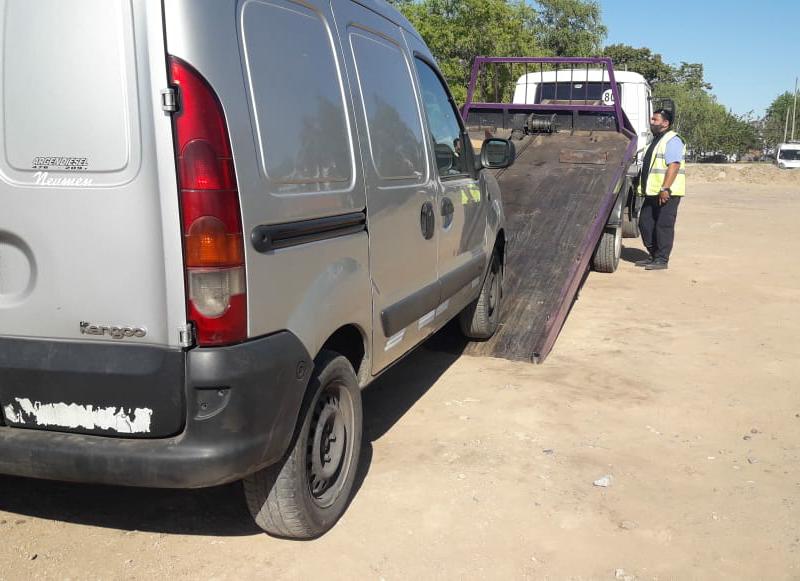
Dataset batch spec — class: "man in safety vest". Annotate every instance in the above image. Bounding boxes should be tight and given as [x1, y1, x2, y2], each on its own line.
[636, 109, 686, 270]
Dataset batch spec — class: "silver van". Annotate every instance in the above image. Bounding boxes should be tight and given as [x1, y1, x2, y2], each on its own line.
[0, 0, 513, 537]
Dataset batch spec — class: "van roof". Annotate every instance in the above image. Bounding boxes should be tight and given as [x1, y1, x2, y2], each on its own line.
[516, 69, 649, 86]
[353, 0, 422, 41]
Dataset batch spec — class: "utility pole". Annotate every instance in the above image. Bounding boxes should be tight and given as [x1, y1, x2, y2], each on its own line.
[793, 77, 798, 141]
[784, 108, 790, 143]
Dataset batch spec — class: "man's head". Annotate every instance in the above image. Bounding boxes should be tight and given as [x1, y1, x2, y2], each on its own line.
[650, 109, 673, 134]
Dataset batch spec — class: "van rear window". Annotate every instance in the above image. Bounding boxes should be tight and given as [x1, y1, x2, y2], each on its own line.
[241, 0, 353, 189]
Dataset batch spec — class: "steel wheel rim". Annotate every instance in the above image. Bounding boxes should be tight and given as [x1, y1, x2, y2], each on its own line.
[306, 381, 354, 508]
[488, 268, 500, 317]
[614, 226, 622, 259]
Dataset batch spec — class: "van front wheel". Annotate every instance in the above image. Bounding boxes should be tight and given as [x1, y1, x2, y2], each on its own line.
[244, 350, 362, 539]
[459, 251, 502, 340]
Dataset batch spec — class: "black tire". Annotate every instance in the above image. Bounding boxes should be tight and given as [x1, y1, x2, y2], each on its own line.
[459, 251, 502, 340]
[243, 350, 363, 539]
[621, 206, 640, 238]
[592, 225, 622, 273]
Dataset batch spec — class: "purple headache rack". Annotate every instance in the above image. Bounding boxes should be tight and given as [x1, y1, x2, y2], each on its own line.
[462, 56, 634, 138]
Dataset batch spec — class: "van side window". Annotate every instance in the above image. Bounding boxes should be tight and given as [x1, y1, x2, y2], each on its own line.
[414, 59, 469, 178]
[241, 0, 352, 190]
[350, 30, 425, 181]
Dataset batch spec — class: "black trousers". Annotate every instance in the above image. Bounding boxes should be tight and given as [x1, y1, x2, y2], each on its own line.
[638, 195, 681, 261]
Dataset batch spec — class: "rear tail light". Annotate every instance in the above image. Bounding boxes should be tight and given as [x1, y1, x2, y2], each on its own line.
[169, 56, 246, 346]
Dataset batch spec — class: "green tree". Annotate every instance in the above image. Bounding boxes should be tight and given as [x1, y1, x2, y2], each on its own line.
[647, 60, 756, 158]
[673, 62, 712, 91]
[399, 0, 541, 104]
[762, 91, 798, 148]
[602, 44, 674, 86]
[396, 0, 608, 103]
[532, 0, 606, 56]
[655, 82, 758, 158]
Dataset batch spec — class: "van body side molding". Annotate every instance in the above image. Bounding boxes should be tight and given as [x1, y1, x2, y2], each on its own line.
[380, 252, 487, 337]
[438, 252, 486, 302]
[251, 210, 367, 253]
[380, 281, 441, 338]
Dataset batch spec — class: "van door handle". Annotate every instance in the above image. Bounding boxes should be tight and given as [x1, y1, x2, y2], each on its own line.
[440, 197, 454, 228]
[420, 201, 435, 240]
[441, 197, 454, 216]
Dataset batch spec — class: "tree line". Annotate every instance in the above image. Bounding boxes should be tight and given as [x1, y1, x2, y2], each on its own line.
[392, 0, 784, 159]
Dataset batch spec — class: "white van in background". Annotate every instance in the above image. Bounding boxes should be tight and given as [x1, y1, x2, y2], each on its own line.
[776, 142, 800, 169]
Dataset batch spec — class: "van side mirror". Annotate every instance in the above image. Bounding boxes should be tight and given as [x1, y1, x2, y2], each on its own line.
[480, 138, 515, 169]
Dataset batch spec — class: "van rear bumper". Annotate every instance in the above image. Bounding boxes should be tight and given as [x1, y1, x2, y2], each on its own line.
[0, 332, 312, 488]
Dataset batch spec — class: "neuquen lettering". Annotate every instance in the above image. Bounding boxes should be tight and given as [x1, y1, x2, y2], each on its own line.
[33, 171, 94, 187]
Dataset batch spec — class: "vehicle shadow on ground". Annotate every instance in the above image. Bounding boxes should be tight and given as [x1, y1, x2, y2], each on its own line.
[0, 333, 465, 538]
[621, 245, 650, 264]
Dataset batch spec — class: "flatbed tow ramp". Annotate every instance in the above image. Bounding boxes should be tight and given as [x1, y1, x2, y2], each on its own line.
[460, 57, 638, 362]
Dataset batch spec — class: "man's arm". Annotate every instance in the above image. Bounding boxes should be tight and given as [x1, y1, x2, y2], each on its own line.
[659, 162, 680, 205]
[659, 136, 683, 205]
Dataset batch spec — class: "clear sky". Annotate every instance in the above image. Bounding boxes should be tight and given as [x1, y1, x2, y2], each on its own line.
[600, 0, 800, 117]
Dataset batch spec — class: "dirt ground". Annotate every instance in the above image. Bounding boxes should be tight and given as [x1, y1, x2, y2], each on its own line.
[1, 168, 799, 580]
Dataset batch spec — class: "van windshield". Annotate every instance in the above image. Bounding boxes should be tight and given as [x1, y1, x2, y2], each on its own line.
[778, 148, 800, 160]
[535, 82, 620, 104]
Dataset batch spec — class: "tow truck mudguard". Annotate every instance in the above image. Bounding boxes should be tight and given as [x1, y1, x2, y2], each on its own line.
[0, 332, 311, 488]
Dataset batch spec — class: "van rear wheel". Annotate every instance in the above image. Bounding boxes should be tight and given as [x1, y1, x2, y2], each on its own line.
[243, 350, 362, 539]
[459, 251, 502, 340]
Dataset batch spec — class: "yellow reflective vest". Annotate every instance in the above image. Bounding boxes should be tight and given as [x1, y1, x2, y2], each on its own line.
[461, 184, 481, 205]
[641, 130, 686, 196]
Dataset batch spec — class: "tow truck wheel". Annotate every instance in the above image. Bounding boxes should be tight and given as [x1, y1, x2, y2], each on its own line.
[621, 206, 639, 238]
[622, 190, 640, 238]
[244, 350, 362, 539]
[459, 251, 502, 340]
[592, 225, 622, 273]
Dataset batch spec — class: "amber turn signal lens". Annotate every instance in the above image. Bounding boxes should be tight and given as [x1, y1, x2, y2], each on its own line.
[184, 216, 244, 268]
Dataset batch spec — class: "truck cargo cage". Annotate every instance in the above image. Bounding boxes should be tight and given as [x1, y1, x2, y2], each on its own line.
[463, 56, 635, 138]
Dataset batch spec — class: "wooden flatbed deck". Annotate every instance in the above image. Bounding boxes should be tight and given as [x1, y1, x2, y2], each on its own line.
[463, 130, 630, 362]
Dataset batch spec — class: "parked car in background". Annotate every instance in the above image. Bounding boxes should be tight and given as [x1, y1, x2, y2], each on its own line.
[776, 142, 800, 169]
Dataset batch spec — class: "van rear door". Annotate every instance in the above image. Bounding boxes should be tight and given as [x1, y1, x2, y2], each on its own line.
[0, 0, 186, 348]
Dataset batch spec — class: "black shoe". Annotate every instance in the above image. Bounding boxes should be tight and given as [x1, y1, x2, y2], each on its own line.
[644, 259, 668, 270]
[634, 257, 654, 267]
